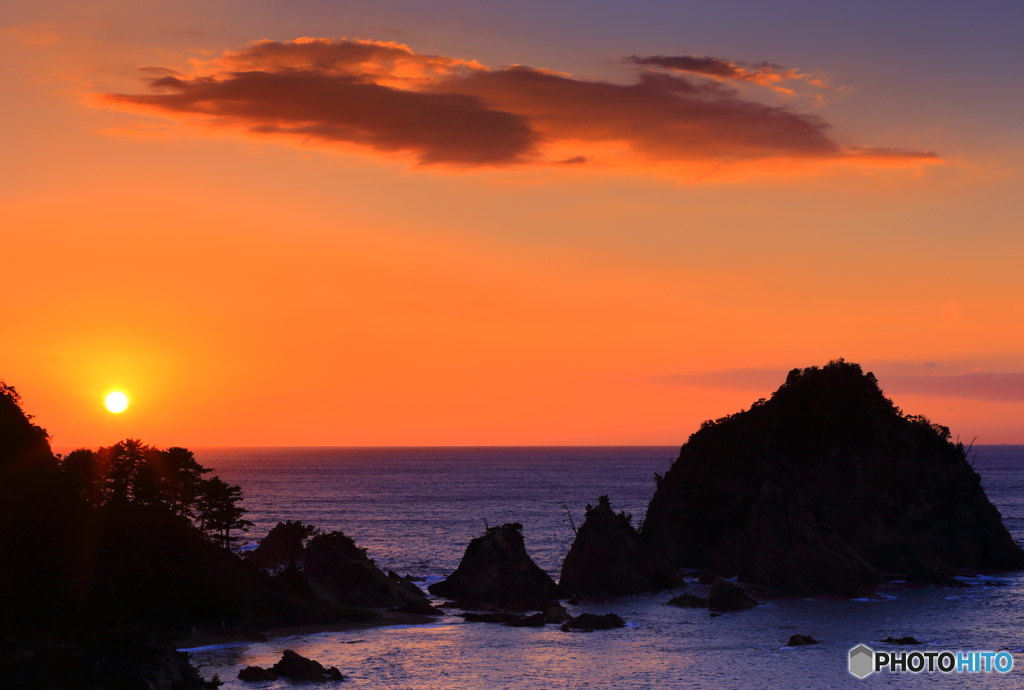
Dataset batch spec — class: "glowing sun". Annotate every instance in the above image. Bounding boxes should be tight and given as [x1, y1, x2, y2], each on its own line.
[105, 391, 129, 413]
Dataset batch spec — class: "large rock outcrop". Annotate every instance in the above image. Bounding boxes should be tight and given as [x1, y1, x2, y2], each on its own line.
[304, 531, 428, 607]
[642, 360, 1024, 592]
[247, 521, 313, 570]
[428, 524, 557, 603]
[560, 495, 682, 595]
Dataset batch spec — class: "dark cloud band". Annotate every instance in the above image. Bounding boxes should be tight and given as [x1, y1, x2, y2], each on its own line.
[100, 38, 937, 169]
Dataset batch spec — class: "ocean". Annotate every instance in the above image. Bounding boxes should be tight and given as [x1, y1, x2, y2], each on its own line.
[185, 445, 1024, 688]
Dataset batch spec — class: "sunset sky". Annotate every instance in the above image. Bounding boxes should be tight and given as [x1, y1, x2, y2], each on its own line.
[3, 0, 1024, 446]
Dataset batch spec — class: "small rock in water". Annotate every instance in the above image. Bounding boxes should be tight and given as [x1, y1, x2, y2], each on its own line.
[667, 593, 709, 608]
[543, 602, 572, 623]
[238, 666, 279, 681]
[393, 600, 445, 616]
[708, 577, 759, 610]
[882, 636, 922, 645]
[462, 612, 519, 624]
[504, 613, 546, 627]
[271, 649, 345, 682]
[560, 612, 626, 632]
[787, 634, 819, 646]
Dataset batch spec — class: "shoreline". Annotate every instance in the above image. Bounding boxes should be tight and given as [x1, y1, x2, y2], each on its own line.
[177, 610, 439, 651]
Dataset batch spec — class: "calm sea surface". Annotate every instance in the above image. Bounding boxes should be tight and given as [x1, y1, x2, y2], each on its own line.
[186, 445, 1024, 689]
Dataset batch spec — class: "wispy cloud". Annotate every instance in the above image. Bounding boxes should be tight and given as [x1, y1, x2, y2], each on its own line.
[98, 38, 938, 173]
[653, 367, 1024, 402]
[626, 54, 833, 95]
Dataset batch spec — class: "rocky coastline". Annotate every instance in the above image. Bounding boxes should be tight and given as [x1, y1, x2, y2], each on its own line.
[3, 360, 1023, 686]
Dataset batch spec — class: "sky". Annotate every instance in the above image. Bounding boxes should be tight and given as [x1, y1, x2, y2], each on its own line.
[3, 0, 1024, 447]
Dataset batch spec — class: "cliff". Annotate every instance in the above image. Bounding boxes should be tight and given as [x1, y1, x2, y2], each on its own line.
[642, 360, 1024, 592]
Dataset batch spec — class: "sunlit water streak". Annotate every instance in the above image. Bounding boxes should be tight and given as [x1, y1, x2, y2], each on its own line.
[188, 446, 1024, 688]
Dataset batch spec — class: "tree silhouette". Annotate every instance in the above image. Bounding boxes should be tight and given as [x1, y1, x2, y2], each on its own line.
[196, 476, 253, 548]
[0, 381, 54, 470]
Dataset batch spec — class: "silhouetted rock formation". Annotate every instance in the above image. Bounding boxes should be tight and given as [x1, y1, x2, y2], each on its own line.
[642, 360, 1024, 593]
[240, 650, 343, 682]
[559, 495, 682, 595]
[304, 531, 429, 608]
[428, 524, 557, 603]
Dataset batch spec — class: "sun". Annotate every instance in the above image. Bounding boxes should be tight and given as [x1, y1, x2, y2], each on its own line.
[105, 391, 129, 413]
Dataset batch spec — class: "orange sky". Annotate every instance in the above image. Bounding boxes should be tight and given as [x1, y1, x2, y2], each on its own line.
[3, 1, 1024, 446]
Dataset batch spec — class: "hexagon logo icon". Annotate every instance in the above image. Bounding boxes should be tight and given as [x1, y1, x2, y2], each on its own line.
[849, 644, 875, 678]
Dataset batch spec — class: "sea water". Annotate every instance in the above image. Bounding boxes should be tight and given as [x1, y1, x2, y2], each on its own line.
[185, 446, 1024, 689]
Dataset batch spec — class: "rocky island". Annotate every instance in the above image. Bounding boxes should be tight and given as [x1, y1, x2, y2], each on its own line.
[641, 359, 1024, 592]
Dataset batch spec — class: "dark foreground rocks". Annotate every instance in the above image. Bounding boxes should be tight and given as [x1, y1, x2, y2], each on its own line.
[560, 613, 626, 632]
[560, 495, 682, 595]
[428, 524, 557, 603]
[238, 649, 344, 682]
[642, 360, 1024, 593]
[0, 629, 220, 690]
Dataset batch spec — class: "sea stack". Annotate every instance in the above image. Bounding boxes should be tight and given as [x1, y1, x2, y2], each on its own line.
[641, 359, 1024, 592]
[560, 495, 682, 595]
[428, 523, 557, 603]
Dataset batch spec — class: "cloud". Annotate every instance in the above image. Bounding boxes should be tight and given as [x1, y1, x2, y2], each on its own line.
[883, 373, 1024, 402]
[626, 55, 833, 95]
[98, 38, 938, 171]
[653, 368, 1024, 402]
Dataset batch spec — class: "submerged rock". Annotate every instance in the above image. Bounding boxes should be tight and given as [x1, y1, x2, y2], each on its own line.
[428, 524, 557, 603]
[462, 612, 520, 624]
[504, 612, 546, 627]
[304, 531, 429, 608]
[666, 593, 709, 608]
[560, 613, 626, 632]
[392, 599, 445, 616]
[882, 636, 922, 645]
[560, 495, 682, 595]
[787, 634, 819, 646]
[642, 360, 1024, 592]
